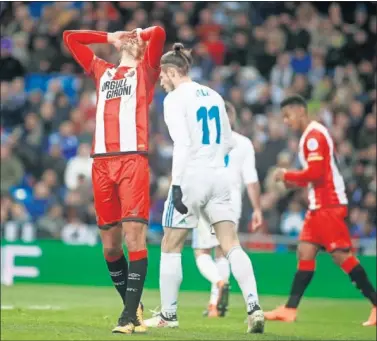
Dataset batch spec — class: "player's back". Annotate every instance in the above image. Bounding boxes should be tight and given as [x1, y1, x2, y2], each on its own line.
[164, 81, 234, 217]
[166, 81, 233, 169]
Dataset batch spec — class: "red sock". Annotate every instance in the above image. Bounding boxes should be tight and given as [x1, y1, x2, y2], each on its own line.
[129, 249, 148, 261]
[297, 259, 316, 271]
[341, 256, 359, 274]
[104, 250, 124, 262]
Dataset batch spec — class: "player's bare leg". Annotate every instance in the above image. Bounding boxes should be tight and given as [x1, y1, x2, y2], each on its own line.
[265, 242, 318, 322]
[213, 221, 264, 333]
[194, 248, 228, 318]
[112, 222, 148, 334]
[332, 250, 376, 326]
[144, 227, 189, 328]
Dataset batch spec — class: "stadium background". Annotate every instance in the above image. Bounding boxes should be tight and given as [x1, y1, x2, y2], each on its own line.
[0, 1, 376, 294]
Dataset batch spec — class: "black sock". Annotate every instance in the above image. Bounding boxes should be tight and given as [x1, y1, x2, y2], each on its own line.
[349, 264, 376, 306]
[286, 270, 314, 308]
[105, 254, 128, 305]
[123, 251, 148, 322]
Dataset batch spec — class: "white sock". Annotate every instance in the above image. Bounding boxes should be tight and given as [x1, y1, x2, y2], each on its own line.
[227, 246, 260, 313]
[160, 252, 182, 316]
[196, 254, 222, 285]
[209, 283, 219, 305]
[215, 257, 230, 283]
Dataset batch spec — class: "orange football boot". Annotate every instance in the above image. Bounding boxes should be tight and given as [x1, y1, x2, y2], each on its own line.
[264, 305, 297, 322]
[362, 306, 376, 326]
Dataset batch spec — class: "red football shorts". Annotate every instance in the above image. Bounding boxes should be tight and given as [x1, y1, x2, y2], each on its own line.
[300, 206, 352, 252]
[92, 154, 149, 229]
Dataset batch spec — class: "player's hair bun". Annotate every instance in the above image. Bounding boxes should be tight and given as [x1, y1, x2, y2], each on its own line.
[173, 43, 184, 52]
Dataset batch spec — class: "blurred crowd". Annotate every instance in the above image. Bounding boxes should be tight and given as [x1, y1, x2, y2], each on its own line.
[0, 2, 376, 245]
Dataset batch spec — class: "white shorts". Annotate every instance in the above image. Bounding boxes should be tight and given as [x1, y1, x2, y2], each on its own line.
[162, 168, 236, 229]
[192, 213, 240, 250]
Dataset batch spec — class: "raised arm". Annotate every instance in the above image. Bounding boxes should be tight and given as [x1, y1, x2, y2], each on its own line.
[139, 26, 166, 69]
[63, 30, 109, 73]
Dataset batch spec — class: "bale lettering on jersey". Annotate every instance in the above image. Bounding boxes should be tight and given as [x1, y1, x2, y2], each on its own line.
[101, 79, 133, 100]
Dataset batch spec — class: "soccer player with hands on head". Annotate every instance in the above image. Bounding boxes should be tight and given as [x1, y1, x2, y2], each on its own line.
[265, 95, 376, 327]
[144, 43, 265, 334]
[63, 25, 166, 334]
[192, 101, 263, 318]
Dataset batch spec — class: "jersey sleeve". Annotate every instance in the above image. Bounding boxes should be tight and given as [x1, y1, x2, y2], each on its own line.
[139, 26, 166, 84]
[242, 139, 259, 185]
[284, 130, 327, 184]
[221, 100, 235, 155]
[164, 95, 191, 186]
[63, 30, 109, 75]
[140, 26, 166, 70]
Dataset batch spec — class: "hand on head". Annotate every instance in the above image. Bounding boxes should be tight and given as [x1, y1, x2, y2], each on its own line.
[109, 31, 138, 51]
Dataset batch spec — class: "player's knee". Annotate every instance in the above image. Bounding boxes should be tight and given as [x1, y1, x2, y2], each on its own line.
[123, 221, 147, 252]
[124, 234, 146, 252]
[161, 236, 183, 253]
[214, 246, 224, 259]
[331, 250, 352, 266]
[220, 240, 240, 256]
[194, 248, 210, 258]
[161, 230, 186, 253]
[297, 243, 318, 261]
[103, 245, 123, 259]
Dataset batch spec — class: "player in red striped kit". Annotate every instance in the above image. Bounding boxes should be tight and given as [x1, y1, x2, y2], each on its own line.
[63, 26, 166, 334]
[264, 95, 376, 327]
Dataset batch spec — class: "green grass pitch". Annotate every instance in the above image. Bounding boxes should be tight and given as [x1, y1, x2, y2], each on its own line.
[1, 284, 375, 340]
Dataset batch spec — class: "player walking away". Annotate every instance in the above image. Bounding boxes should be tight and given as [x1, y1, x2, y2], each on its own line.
[144, 43, 265, 334]
[264, 95, 376, 327]
[63, 26, 166, 334]
[192, 101, 263, 318]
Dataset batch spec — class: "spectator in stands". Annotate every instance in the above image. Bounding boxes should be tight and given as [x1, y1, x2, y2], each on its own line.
[280, 200, 305, 237]
[0, 37, 25, 81]
[64, 143, 92, 191]
[37, 204, 65, 239]
[270, 52, 294, 89]
[48, 121, 78, 160]
[41, 144, 67, 184]
[0, 79, 27, 129]
[23, 181, 54, 220]
[0, 144, 24, 192]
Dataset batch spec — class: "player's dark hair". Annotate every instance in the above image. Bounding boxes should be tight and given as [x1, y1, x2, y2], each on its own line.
[160, 42, 193, 75]
[280, 95, 307, 109]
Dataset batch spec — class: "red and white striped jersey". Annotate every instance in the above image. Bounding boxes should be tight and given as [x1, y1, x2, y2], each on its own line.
[90, 59, 158, 156]
[297, 121, 348, 210]
[63, 27, 166, 158]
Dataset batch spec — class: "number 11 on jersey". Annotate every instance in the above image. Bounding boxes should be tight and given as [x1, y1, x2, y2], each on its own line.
[196, 106, 221, 145]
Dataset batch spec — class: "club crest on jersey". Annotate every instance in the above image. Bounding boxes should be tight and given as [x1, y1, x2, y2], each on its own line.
[307, 138, 319, 151]
[101, 78, 132, 99]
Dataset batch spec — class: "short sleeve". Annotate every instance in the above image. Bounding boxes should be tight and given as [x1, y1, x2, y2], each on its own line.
[304, 130, 328, 163]
[163, 95, 190, 146]
[241, 139, 259, 184]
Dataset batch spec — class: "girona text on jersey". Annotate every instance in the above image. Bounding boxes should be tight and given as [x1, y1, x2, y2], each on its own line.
[101, 79, 132, 99]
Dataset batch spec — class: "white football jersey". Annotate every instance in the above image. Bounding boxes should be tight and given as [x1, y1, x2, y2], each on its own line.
[227, 131, 259, 217]
[164, 81, 234, 186]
